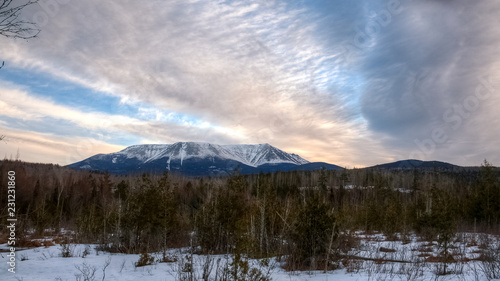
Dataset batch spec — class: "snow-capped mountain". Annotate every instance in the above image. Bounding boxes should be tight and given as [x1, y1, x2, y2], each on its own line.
[67, 142, 341, 176]
[115, 142, 309, 166]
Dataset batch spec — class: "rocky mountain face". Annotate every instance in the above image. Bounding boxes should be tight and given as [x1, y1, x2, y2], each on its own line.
[67, 142, 342, 176]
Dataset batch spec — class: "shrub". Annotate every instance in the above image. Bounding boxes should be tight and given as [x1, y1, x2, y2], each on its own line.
[61, 241, 75, 258]
[221, 254, 272, 281]
[135, 252, 155, 267]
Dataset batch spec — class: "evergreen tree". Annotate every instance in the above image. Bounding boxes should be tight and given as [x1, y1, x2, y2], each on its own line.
[289, 193, 335, 269]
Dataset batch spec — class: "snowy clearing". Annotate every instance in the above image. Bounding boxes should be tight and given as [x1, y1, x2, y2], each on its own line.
[1, 232, 499, 281]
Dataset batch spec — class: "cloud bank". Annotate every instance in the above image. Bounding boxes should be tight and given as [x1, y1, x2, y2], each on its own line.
[0, 0, 498, 167]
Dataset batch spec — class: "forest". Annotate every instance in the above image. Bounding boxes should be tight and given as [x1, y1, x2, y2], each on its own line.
[1, 159, 500, 279]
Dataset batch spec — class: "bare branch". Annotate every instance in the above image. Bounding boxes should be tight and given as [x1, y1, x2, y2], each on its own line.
[0, 0, 40, 39]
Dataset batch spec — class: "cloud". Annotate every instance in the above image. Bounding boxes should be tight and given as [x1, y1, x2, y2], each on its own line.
[1, 0, 386, 166]
[0, 84, 140, 131]
[1, 0, 499, 167]
[352, 0, 500, 165]
[0, 125, 124, 164]
[0, 84, 253, 162]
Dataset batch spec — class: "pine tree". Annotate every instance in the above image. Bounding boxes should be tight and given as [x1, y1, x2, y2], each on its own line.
[289, 193, 335, 270]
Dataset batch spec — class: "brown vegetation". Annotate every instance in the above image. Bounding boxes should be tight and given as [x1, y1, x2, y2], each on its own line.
[0, 159, 499, 273]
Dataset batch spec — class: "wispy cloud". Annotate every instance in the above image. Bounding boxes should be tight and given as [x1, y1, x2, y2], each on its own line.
[0, 0, 499, 167]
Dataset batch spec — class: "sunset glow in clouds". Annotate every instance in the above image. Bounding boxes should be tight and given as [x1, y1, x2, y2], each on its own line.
[1, 0, 499, 167]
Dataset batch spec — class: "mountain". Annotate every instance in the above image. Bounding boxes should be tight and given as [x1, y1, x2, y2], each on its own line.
[67, 142, 343, 176]
[368, 159, 461, 170]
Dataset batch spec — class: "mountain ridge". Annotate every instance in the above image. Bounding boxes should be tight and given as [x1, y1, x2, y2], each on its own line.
[67, 143, 473, 176]
[67, 142, 339, 176]
[367, 159, 461, 170]
[102, 142, 309, 167]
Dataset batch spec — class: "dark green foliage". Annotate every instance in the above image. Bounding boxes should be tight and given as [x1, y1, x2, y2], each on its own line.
[1, 159, 500, 271]
[121, 172, 185, 252]
[318, 168, 328, 191]
[468, 160, 500, 228]
[115, 180, 129, 201]
[195, 172, 249, 254]
[414, 186, 455, 238]
[288, 194, 335, 269]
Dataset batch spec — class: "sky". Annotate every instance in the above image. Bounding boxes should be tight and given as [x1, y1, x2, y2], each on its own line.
[0, 0, 499, 168]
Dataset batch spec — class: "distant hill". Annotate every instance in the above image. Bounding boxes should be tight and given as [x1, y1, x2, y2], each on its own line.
[67, 142, 343, 176]
[368, 159, 461, 170]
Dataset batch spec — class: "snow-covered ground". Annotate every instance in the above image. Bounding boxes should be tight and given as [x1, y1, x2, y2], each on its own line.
[1, 232, 499, 281]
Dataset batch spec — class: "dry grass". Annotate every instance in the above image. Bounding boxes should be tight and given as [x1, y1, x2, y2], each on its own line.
[379, 247, 396, 253]
[425, 254, 456, 263]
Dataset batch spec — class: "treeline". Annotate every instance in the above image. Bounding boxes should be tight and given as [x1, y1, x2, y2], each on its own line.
[0, 160, 499, 269]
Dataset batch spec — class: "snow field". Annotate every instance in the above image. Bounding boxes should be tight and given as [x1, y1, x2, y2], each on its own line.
[1, 232, 499, 281]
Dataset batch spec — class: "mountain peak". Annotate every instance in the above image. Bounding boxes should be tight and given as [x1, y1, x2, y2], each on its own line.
[68, 142, 314, 175]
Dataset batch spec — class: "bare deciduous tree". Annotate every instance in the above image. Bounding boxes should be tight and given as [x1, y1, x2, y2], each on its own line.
[0, 0, 40, 142]
[0, 0, 39, 38]
[1, 0, 40, 69]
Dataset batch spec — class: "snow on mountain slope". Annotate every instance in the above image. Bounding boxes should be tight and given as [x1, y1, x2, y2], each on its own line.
[114, 144, 171, 162]
[106, 142, 309, 167]
[223, 143, 309, 166]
